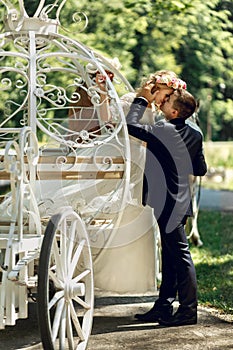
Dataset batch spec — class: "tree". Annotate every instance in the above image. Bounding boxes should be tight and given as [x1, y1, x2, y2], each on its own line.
[174, 0, 233, 140]
[66, 0, 233, 140]
[1, 0, 232, 140]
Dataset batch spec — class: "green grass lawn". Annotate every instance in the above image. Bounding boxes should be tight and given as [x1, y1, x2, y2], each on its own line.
[191, 210, 233, 316]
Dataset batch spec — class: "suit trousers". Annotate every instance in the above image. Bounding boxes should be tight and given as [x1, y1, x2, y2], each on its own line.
[157, 218, 198, 309]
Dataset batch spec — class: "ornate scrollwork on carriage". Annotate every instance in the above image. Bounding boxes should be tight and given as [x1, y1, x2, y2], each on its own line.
[0, 0, 132, 147]
[0, 0, 133, 245]
[0, 3, 159, 349]
[0, 2, 140, 346]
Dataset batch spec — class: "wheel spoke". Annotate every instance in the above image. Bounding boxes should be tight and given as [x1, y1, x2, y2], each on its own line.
[52, 238, 66, 281]
[73, 269, 90, 284]
[48, 290, 64, 310]
[73, 296, 90, 310]
[67, 219, 78, 263]
[60, 219, 67, 275]
[70, 300, 85, 341]
[66, 303, 75, 350]
[49, 269, 64, 289]
[51, 298, 65, 342]
[59, 302, 67, 349]
[68, 239, 85, 279]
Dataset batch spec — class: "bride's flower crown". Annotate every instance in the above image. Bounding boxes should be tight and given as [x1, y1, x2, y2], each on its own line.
[155, 74, 187, 90]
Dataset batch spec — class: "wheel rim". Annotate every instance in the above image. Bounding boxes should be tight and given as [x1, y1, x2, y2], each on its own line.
[38, 208, 94, 350]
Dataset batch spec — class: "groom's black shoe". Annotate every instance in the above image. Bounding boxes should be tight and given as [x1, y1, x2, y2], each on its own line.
[135, 300, 173, 323]
[158, 306, 197, 327]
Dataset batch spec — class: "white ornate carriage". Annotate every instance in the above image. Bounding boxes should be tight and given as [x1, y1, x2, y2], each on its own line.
[0, 1, 158, 348]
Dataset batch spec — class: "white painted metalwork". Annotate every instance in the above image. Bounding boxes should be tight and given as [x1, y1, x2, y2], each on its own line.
[0, 0, 135, 347]
[0, 1, 162, 349]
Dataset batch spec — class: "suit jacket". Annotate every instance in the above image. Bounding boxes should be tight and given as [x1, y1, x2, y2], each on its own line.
[126, 97, 207, 233]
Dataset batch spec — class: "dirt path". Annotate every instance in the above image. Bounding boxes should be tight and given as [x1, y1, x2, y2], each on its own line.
[89, 295, 233, 350]
[0, 295, 232, 350]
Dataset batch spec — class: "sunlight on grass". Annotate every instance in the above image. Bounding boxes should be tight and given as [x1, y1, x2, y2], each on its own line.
[204, 142, 233, 168]
[203, 142, 233, 190]
[191, 210, 233, 315]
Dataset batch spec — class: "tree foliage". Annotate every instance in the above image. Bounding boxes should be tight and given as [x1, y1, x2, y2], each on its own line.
[51, 0, 233, 140]
[1, 0, 233, 140]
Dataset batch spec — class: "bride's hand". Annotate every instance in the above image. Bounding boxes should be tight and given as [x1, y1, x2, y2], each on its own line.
[136, 82, 159, 103]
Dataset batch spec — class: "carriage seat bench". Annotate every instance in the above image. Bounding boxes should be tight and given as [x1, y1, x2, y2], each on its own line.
[0, 153, 125, 181]
[0, 150, 126, 235]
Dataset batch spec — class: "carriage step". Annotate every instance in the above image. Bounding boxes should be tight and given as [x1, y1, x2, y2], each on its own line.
[7, 249, 40, 282]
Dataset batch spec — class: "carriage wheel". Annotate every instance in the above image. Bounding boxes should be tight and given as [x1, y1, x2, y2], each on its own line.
[37, 207, 94, 350]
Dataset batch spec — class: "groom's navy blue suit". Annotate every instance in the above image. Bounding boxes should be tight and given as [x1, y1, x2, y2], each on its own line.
[127, 97, 207, 309]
